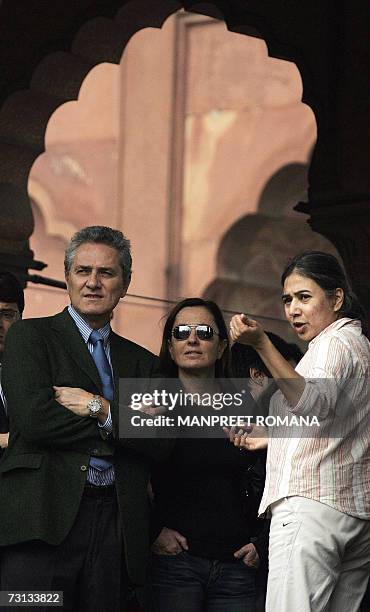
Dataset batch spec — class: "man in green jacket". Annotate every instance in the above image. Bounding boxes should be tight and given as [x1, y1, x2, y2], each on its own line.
[0, 226, 170, 611]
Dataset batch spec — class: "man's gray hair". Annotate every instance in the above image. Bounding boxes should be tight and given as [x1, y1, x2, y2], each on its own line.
[64, 226, 132, 285]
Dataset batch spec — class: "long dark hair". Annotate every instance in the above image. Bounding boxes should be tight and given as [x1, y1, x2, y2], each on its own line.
[159, 297, 232, 377]
[281, 251, 366, 331]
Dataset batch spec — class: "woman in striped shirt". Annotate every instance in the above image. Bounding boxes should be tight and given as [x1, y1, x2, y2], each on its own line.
[229, 251, 370, 612]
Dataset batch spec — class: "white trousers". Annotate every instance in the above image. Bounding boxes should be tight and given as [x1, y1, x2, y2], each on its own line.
[266, 496, 370, 612]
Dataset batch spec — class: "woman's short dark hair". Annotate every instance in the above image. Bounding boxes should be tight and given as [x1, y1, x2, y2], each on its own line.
[231, 332, 302, 378]
[281, 251, 366, 329]
[159, 297, 232, 377]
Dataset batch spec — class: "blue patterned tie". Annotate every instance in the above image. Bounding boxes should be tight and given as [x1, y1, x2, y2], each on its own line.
[90, 330, 114, 402]
[89, 330, 114, 472]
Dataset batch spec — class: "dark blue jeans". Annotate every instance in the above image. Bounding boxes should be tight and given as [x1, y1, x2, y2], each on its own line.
[149, 551, 256, 611]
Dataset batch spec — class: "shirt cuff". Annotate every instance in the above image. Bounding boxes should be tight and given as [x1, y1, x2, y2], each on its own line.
[98, 405, 113, 433]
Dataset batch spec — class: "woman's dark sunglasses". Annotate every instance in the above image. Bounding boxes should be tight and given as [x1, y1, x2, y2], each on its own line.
[172, 324, 219, 341]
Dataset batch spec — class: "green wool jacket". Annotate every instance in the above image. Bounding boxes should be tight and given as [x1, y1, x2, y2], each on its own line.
[0, 308, 172, 585]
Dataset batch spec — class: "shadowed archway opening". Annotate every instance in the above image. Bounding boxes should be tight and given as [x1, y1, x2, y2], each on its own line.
[203, 163, 338, 342]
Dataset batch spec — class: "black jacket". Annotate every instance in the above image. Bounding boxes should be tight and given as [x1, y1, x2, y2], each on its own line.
[0, 308, 173, 585]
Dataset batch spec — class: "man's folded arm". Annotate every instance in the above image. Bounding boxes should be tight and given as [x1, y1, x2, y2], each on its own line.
[2, 322, 108, 451]
[107, 399, 174, 461]
[117, 434, 175, 462]
[110, 357, 175, 462]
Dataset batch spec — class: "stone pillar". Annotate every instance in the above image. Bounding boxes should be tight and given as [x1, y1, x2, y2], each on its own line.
[296, 0, 370, 330]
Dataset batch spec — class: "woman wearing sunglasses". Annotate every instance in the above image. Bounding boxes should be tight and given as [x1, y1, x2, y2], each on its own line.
[229, 251, 370, 612]
[149, 297, 260, 612]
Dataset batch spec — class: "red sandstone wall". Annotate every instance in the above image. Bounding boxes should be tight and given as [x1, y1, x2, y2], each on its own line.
[25, 12, 335, 353]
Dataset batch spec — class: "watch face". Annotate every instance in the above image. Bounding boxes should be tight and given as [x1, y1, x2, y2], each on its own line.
[88, 397, 102, 416]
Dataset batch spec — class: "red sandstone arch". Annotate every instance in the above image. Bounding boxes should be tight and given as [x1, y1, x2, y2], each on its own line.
[0, 0, 368, 323]
[0, 0, 313, 268]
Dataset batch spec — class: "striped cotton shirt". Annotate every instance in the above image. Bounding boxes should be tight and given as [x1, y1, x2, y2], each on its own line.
[259, 318, 370, 520]
[68, 305, 114, 486]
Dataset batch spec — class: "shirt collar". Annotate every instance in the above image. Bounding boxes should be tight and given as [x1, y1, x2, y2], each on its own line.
[309, 317, 361, 348]
[67, 305, 111, 345]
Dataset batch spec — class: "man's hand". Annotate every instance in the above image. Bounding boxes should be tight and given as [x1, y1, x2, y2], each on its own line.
[0, 432, 9, 449]
[230, 314, 267, 350]
[234, 542, 260, 568]
[132, 403, 167, 417]
[224, 424, 268, 450]
[151, 527, 189, 555]
[54, 386, 109, 421]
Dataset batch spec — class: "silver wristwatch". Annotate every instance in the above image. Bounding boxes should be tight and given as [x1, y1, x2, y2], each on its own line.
[87, 395, 103, 418]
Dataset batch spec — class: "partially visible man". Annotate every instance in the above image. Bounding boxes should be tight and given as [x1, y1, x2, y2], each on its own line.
[0, 226, 171, 611]
[0, 272, 24, 456]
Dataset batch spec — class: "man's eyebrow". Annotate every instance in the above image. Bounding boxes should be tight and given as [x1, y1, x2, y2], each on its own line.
[74, 265, 116, 272]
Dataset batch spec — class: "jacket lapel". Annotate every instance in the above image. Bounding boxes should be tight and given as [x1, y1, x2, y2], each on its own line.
[110, 332, 141, 403]
[51, 309, 102, 392]
[110, 332, 138, 380]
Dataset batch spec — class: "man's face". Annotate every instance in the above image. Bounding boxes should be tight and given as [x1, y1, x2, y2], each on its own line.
[65, 242, 129, 328]
[0, 301, 20, 357]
